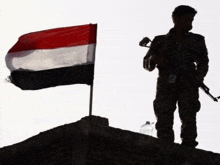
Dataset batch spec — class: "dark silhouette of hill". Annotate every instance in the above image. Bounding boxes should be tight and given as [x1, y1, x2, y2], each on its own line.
[0, 116, 220, 165]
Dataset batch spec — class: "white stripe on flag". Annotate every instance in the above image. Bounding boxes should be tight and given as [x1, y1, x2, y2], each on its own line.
[6, 44, 96, 71]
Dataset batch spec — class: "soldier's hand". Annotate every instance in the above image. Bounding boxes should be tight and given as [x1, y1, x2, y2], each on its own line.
[151, 55, 170, 67]
[189, 74, 203, 87]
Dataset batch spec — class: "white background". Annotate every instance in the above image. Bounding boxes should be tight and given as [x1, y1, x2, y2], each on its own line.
[0, 0, 220, 153]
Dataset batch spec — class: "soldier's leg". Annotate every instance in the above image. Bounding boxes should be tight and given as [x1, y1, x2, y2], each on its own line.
[178, 85, 200, 147]
[154, 77, 178, 142]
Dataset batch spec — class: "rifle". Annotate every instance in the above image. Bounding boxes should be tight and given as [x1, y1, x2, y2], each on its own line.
[139, 37, 220, 102]
[200, 83, 219, 102]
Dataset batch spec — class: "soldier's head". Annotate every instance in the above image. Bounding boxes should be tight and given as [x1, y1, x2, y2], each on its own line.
[172, 5, 197, 32]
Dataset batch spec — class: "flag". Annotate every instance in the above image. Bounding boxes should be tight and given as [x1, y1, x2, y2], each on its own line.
[5, 24, 97, 90]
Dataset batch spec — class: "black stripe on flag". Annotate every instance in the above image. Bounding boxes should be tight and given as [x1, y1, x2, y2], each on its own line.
[10, 64, 94, 90]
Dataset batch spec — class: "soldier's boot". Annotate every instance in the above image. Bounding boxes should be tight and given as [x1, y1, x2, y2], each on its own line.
[181, 140, 198, 148]
[180, 115, 198, 148]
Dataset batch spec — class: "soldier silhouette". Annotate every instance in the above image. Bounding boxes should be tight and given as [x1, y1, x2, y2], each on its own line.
[141, 5, 209, 147]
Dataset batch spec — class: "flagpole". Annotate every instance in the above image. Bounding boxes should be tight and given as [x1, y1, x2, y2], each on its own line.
[89, 83, 94, 116]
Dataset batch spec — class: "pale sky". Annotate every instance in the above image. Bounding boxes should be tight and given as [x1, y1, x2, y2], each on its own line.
[1, 0, 220, 153]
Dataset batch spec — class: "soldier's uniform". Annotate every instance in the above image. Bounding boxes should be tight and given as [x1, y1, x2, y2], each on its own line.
[144, 28, 209, 147]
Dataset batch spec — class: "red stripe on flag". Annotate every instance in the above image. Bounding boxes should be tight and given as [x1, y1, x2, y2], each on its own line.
[8, 24, 97, 53]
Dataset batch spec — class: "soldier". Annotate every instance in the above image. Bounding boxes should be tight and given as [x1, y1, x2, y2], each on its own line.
[141, 5, 209, 147]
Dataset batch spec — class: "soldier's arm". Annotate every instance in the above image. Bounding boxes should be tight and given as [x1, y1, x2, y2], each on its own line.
[143, 36, 169, 71]
[143, 37, 158, 71]
[195, 36, 209, 81]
